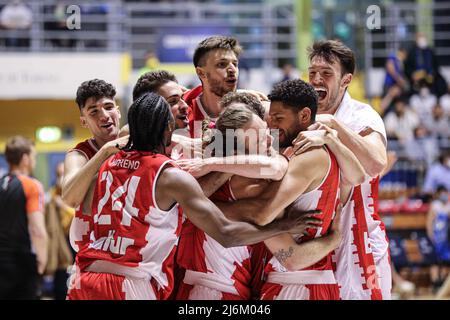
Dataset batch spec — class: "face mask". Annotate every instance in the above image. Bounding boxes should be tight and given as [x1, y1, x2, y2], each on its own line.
[439, 194, 449, 203]
[420, 87, 430, 98]
[417, 37, 428, 49]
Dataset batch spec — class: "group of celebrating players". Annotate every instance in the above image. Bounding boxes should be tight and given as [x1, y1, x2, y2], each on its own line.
[61, 36, 392, 300]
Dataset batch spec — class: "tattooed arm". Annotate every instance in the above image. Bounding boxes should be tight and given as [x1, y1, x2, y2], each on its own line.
[264, 204, 342, 271]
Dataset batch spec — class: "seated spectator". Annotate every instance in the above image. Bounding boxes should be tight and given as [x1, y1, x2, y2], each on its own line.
[384, 47, 409, 94]
[405, 33, 448, 97]
[49, 2, 76, 48]
[423, 151, 450, 195]
[385, 97, 420, 144]
[439, 84, 450, 116]
[410, 82, 438, 123]
[423, 104, 450, 141]
[0, 0, 32, 47]
[381, 47, 409, 115]
[404, 125, 439, 166]
[426, 186, 450, 292]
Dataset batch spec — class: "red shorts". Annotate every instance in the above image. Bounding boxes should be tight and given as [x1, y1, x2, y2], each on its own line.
[175, 281, 244, 300]
[260, 282, 340, 300]
[67, 272, 157, 300]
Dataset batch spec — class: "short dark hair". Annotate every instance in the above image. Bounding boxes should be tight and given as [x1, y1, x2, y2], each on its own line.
[268, 79, 318, 122]
[437, 185, 448, 193]
[5, 136, 34, 166]
[193, 36, 242, 68]
[123, 92, 171, 153]
[132, 70, 178, 101]
[75, 79, 116, 110]
[220, 92, 265, 120]
[308, 40, 356, 76]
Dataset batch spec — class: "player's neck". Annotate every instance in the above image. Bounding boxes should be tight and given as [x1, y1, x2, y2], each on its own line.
[329, 92, 347, 115]
[9, 166, 29, 176]
[200, 90, 223, 119]
[92, 136, 112, 149]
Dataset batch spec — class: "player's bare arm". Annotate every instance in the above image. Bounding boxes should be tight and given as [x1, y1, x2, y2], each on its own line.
[62, 136, 128, 208]
[216, 148, 328, 226]
[313, 114, 387, 178]
[197, 172, 234, 198]
[176, 153, 288, 181]
[157, 166, 321, 248]
[28, 210, 48, 275]
[293, 124, 366, 186]
[264, 204, 342, 271]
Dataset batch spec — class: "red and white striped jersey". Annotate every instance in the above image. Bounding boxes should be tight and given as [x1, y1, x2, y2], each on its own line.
[266, 147, 340, 274]
[184, 85, 218, 139]
[76, 151, 183, 300]
[177, 180, 253, 299]
[331, 92, 390, 300]
[68, 138, 99, 252]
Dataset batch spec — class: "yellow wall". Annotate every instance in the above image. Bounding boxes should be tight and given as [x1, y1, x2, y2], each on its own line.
[0, 100, 93, 152]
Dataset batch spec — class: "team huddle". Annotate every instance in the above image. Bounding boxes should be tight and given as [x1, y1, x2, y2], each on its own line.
[62, 36, 392, 300]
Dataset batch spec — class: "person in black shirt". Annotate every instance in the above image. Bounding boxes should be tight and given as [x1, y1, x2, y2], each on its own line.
[0, 136, 47, 300]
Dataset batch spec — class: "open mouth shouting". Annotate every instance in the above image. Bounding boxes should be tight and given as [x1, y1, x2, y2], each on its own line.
[315, 87, 328, 102]
[176, 114, 189, 127]
[225, 77, 237, 87]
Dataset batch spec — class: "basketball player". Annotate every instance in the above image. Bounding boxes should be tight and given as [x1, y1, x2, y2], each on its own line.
[207, 80, 366, 300]
[62, 79, 129, 252]
[185, 36, 267, 138]
[176, 100, 347, 300]
[299, 40, 391, 300]
[66, 93, 321, 300]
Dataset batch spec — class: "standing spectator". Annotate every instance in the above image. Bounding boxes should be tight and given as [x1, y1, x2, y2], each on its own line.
[423, 151, 450, 195]
[0, 0, 32, 47]
[44, 162, 74, 300]
[384, 97, 420, 144]
[0, 136, 47, 300]
[409, 82, 438, 123]
[426, 186, 450, 292]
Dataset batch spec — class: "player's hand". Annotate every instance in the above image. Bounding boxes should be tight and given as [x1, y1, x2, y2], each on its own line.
[328, 204, 342, 248]
[311, 114, 336, 129]
[279, 207, 323, 236]
[176, 158, 211, 178]
[103, 135, 129, 156]
[291, 130, 327, 156]
[237, 89, 269, 102]
[37, 259, 46, 275]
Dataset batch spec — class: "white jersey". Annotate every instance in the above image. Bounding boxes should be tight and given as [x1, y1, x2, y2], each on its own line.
[331, 92, 391, 300]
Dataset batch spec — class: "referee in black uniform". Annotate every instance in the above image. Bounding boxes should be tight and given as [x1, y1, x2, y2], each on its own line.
[0, 136, 48, 299]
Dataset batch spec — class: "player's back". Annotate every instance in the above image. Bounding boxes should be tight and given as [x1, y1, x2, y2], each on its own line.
[77, 150, 183, 298]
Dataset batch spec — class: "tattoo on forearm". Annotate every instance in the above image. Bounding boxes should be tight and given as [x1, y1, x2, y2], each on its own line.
[274, 246, 294, 263]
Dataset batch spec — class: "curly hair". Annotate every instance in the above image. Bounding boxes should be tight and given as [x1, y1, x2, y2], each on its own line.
[220, 92, 265, 120]
[123, 92, 172, 153]
[132, 70, 178, 101]
[268, 79, 318, 122]
[193, 36, 242, 68]
[308, 40, 356, 76]
[75, 79, 116, 110]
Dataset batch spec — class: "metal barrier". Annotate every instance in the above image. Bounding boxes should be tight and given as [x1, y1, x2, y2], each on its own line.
[0, 0, 297, 69]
